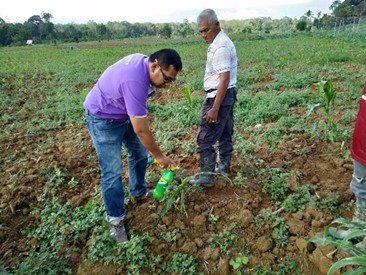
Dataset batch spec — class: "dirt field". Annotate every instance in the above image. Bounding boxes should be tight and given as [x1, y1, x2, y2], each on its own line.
[0, 84, 356, 274]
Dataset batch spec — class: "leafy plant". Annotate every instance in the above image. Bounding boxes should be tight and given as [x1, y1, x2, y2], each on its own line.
[160, 229, 179, 243]
[271, 216, 289, 247]
[88, 228, 155, 272]
[262, 168, 289, 200]
[153, 176, 191, 227]
[308, 218, 366, 275]
[208, 222, 239, 254]
[311, 190, 339, 214]
[208, 207, 219, 224]
[181, 83, 193, 109]
[162, 253, 198, 275]
[308, 80, 338, 142]
[282, 185, 311, 212]
[229, 255, 249, 274]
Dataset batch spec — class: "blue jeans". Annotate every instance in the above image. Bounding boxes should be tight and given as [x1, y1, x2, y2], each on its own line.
[85, 110, 148, 224]
[350, 160, 366, 209]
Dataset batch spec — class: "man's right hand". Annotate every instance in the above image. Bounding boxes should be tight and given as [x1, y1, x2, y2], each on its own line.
[155, 155, 174, 169]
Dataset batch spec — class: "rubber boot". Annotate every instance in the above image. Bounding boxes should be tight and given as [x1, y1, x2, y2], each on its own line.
[329, 204, 366, 241]
[217, 154, 231, 177]
[190, 151, 215, 187]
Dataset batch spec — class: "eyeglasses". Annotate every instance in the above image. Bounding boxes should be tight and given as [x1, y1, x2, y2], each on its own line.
[159, 68, 175, 83]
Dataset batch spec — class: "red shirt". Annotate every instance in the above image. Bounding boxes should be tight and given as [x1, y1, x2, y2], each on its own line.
[351, 82, 366, 166]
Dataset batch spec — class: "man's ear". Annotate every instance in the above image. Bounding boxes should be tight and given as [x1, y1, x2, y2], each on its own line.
[151, 59, 159, 72]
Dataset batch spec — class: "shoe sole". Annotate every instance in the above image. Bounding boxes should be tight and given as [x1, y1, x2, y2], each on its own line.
[189, 181, 214, 188]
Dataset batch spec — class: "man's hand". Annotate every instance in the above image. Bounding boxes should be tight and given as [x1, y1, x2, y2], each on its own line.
[204, 108, 219, 124]
[155, 155, 174, 169]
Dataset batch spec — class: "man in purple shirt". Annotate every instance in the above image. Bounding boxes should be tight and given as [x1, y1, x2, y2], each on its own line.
[84, 49, 182, 243]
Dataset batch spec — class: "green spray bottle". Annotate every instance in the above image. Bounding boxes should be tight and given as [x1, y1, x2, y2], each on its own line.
[153, 169, 175, 200]
[148, 157, 182, 200]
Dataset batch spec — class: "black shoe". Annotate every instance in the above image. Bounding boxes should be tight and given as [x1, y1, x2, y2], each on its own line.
[135, 189, 153, 201]
[189, 177, 214, 187]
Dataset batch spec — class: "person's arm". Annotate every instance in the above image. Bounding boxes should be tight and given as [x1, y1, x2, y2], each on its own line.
[130, 116, 173, 168]
[204, 71, 230, 123]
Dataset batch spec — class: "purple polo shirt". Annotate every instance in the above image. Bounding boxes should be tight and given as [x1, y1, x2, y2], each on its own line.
[84, 54, 154, 121]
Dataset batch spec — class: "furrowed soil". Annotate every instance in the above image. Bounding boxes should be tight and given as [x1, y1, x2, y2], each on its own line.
[0, 88, 356, 274]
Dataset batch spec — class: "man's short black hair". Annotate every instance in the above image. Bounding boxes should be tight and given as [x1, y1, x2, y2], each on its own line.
[149, 49, 183, 72]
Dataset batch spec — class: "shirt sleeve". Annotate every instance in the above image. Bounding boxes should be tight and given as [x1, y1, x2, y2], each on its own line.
[121, 81, 148, 117]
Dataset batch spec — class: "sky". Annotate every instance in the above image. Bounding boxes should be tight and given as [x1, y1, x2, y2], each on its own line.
[1, 0, 334, 24]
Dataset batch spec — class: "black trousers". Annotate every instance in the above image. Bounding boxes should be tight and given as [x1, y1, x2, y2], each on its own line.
[196, 88, 236, 156]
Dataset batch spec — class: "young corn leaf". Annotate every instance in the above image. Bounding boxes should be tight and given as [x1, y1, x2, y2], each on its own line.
[342, 266, 366, 275]
[181, 83, 192, 109]
[327, 256, 366, 275]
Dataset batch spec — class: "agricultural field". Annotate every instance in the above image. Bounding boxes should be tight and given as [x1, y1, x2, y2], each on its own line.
[1, 34, 366, 274]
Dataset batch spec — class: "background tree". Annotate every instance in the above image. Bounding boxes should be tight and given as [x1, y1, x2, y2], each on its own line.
[0, 23, 13, 46]
[330, 0, 354, 17]
[25, 15, 43, 42]
[175, 19, 194, 38]
[304, 10, 314, 21]
[159, 23, 172, 38]
[296, 20, 308, 31]
[41, 12, 54, 41]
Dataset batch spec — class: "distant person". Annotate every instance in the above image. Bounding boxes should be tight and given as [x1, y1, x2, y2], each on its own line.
[84, 49, 183, 243]
[189, 8, 238, 187]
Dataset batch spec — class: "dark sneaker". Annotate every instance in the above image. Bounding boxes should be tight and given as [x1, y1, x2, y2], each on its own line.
[110, 220, 128, 243]
[135, 189, 153, 201]
[189, 177, 214, 188]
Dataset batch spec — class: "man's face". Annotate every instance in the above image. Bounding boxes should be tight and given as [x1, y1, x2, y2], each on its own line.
[198, 19, 220, 44]
[151, 61, 178, 88]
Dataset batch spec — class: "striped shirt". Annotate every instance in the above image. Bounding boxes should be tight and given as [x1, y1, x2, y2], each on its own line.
[204, 30, 237, 98]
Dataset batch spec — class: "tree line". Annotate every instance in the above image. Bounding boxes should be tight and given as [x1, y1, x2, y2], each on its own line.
[0, 0, 365, 46]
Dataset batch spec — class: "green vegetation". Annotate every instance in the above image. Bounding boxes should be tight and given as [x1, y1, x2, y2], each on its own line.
[1, 31, 366, 274]
[309, 218, 366, 275]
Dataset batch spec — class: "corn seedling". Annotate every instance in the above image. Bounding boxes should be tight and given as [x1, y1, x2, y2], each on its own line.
[181, 83, 193, 109]
[308, 80, 338, 142]
[153, 176, 191, 227]
[308, 218, 366, 275]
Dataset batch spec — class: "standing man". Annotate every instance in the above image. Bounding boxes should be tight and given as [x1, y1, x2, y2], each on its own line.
[350, 82, 366, 223]
[329, 82, 366, 247]
[190, 9, 238, 187]
[84, 49, 182, 243]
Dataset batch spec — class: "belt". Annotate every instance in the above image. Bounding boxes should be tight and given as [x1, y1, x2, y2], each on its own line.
[205, 89, 217, 93]
[205, 87, 235, 93]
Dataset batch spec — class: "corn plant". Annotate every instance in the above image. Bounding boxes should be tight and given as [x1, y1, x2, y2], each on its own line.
[308, 80, 338, 142]
[319, 80, 337, 129]
[153, 176, 191, 227]
[308, 218, 366, 275]
[181, 83, 193, 109]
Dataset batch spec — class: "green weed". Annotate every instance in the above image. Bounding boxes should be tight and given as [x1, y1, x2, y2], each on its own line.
[15, 199, 104, 274]
[208, 222, 240, 254]
[282, 185, 311, 212]
[162, 253, 199, 275]
[229, 255, 249, 274]
[262, 168, 290, 201]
